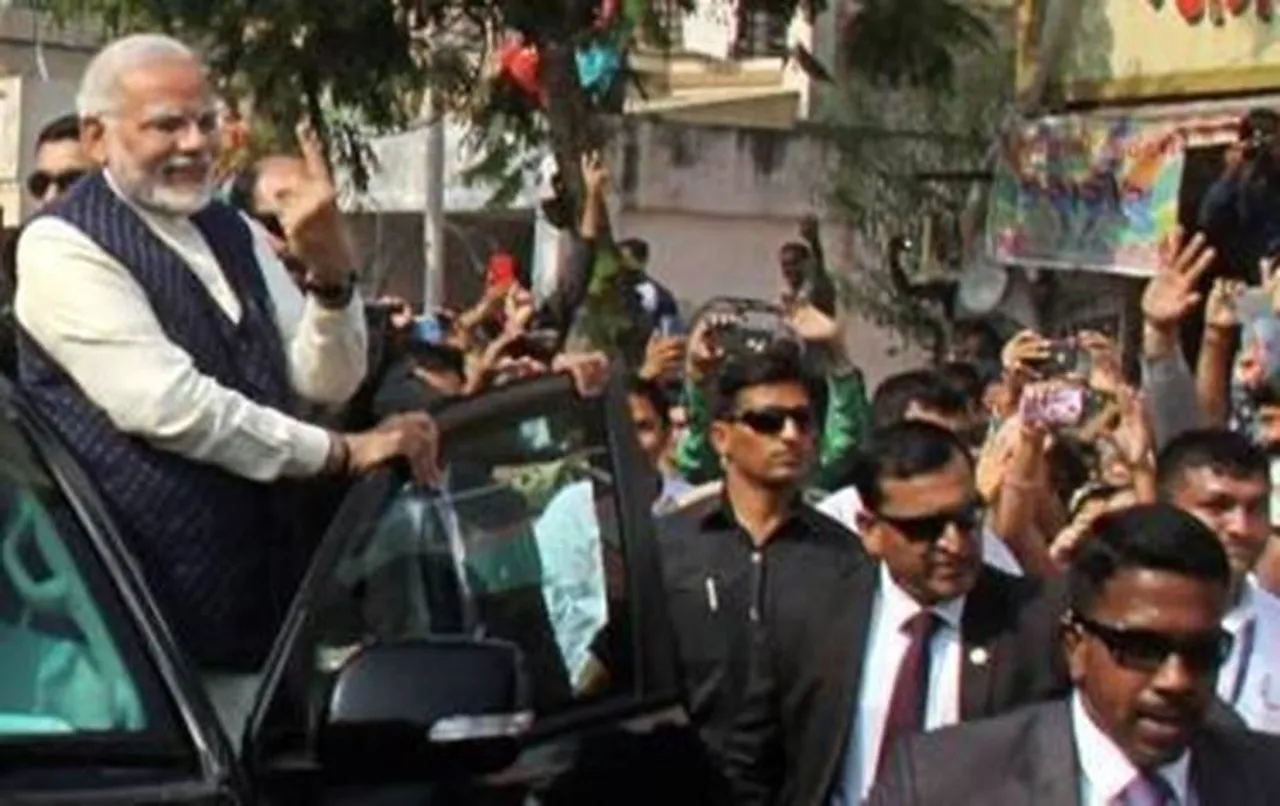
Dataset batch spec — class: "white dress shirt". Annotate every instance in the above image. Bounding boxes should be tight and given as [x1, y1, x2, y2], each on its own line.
[1071, 692, 1193, 806]
[818, 485, 1024, 576]
[836, 564, 966, 803]
[1219, 576, 1280, 734]
[15, 171, 367, 481]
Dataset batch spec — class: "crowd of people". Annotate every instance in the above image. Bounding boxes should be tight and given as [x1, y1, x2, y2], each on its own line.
[3, 29, 1280, 806]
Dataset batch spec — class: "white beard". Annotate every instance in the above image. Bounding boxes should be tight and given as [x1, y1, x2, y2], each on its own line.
[133, 180, 214, 216]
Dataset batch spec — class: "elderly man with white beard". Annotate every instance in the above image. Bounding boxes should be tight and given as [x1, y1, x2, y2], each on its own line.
[13, 34, 439, 726]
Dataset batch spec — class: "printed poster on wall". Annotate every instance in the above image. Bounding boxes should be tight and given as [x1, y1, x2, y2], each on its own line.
[987, 115, 1187, 277]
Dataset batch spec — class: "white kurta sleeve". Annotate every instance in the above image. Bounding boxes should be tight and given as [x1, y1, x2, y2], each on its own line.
[243, 214, 368, 405]
[15, 217, 334, 480]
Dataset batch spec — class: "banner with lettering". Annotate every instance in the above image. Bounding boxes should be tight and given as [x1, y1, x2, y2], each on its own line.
[987, 115, 1187, 277]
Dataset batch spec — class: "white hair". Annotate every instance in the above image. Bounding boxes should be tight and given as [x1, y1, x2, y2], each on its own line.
[76, 34, 199, 117]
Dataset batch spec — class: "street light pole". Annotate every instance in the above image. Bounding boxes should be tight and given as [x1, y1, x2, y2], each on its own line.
[423, 90, 447, 311]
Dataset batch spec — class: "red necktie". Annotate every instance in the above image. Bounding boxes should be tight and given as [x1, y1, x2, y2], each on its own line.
[876, 611, 942, 776]
[1115, 772, 1177, 806]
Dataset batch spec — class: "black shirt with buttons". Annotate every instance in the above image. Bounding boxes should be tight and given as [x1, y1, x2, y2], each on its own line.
[655, 491, 869, 758]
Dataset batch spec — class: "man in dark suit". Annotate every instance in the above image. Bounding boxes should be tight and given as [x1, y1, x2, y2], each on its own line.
[869, 504, 1280, 806]
[726, 421, 1069, 804]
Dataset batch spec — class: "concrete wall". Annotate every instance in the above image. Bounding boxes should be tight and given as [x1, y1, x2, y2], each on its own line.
[0, 76, 79, 225]
[612, 118, 927, 388]
[0, 7, 100, 224]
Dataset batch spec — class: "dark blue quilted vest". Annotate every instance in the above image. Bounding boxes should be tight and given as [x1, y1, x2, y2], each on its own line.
[18, 171, 294, 671]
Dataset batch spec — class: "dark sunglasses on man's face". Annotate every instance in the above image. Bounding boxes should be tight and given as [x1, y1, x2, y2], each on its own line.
[27, 169, 87, 198]
[1071, 613, 1234, 675]
[732, 406, 813, 437]
[874, 501, 985, 544]
[253, 212, 287, 240]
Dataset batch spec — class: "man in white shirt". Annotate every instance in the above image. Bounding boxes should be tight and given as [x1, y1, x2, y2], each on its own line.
[13, 34, 438, 678]
[869, 504, 1280, 806]
[1156, 429, 1280, 734]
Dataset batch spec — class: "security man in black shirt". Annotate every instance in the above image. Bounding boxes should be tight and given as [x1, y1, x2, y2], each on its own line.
[655, 339, 869, 789]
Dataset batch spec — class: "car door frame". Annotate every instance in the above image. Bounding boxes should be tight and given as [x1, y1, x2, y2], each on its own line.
[3, 386, 247, 801]
[240, 371, 689, 792]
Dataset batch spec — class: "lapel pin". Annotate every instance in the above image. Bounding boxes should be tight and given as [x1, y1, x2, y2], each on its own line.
[969, 647, 990, 667]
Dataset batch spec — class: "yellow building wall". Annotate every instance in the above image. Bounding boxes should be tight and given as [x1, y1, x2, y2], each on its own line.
[1019, 0, 1280, 105]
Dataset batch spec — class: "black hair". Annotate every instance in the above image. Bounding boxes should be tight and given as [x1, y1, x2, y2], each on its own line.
[226, 165, 260, 215]
[711, 339, 816, 421]
[1156, 428, 1268, 499]
[847, 420, 971, 511]
[871, 369, 969, 430]
[778, 242, 811, 262]
[950, 319, 1004, 360]
[1069, 503, 1230, 617]
[617, 238, 650, 265]
[627, 376, 671, 430]
[938, 361, 985, 405]
[1240, 108, 1280, 145]
[35, 114, 80, 148]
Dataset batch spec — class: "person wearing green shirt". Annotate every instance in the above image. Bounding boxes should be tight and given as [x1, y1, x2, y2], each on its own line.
[673, 304, 870, 493]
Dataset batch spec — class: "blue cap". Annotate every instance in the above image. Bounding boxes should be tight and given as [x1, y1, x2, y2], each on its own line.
[411, 315, 447, 347]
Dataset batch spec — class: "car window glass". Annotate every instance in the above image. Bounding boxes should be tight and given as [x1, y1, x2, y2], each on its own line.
[254, 386, 638, 758]
[0, 415, 175, 742]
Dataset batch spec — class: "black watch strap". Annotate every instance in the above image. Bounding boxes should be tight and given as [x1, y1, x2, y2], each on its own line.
[304, 273, 357, 309]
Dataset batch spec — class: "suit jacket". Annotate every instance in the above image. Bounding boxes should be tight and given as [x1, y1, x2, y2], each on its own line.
[724, 563, 1072, 805]
[868, 699, 1280, 805]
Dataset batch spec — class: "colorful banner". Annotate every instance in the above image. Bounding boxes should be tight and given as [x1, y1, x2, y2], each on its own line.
[987, 116, 1187, 276]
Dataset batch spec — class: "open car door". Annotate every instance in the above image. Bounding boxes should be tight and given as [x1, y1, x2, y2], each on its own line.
[240, 373, 722, 803]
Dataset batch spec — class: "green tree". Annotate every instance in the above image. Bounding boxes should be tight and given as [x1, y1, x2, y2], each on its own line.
[822, 2, 1013, 353]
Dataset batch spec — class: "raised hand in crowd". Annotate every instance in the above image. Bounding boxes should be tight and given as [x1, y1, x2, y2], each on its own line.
[502, 284, 537, 336]
[1195, 277, 1246, 426]
[1077, 330, 1124, 396]
[553, 351, 611, 398]
[583, 149, 610, 196]
[1141, 227, 1214, 355]
[1000, 328, 1052, 378]
[463, 330, 541, 396]
[786, 301, 840, 344]
[1204, 277, 1245, 331]
[685, 313, 730, 383]
[1258, 255, 1280, 315]
[375, 295, 415, 332]
[1103, 387, 1157, 495]
[638, 332, 686, 382]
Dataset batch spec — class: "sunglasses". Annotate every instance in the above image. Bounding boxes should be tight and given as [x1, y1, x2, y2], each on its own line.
[1072, 613, 1233, 675]
[27, 169, 87, 198]
[253, 212, 286, 239]
[873, 501, 985, 544]
[731, 406, 814, 436]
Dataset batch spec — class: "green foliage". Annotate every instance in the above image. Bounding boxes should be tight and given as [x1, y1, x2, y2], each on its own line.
[822, 5, 1013, 351]
[838, 0, 995, 89]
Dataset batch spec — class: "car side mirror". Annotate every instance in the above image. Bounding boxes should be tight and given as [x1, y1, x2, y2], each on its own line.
[316, 638, 532, 783]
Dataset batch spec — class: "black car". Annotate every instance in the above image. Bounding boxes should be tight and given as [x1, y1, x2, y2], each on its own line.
[0, 374, 724, 804]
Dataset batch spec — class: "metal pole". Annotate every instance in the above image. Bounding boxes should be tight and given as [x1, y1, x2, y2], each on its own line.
[423, 91, 447, 311]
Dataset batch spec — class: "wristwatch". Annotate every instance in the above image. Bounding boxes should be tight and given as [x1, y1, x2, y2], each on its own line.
[303, 272, 357, 309]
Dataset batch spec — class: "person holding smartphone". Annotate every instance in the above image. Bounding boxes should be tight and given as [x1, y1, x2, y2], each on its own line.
[1198, 108, 1280, 286]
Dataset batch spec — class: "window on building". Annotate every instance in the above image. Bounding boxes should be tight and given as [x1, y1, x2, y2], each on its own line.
[733, 3, 790, 58]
